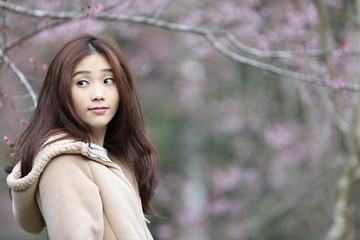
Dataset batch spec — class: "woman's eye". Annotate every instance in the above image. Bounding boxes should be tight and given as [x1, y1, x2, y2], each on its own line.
[104, 78, 114, 85]
[76, 80, 89, 87]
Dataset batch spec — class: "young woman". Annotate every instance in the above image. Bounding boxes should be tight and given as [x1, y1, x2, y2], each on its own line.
[5, 34, 158, 239]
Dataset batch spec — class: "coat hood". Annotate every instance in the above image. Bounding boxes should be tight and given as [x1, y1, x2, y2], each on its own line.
[6, 134, 121, 233]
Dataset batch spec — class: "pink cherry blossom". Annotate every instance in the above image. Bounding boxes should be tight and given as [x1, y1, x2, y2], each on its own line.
[332, 78, 345, 90]
[325, 74, 331, 82]
[3, 136, 11, 146]
[0, 24, 9, 31]
[40, 64, 47, 70]
[264, 123, 296, 149]
[93, 4, 102, 14]
[29, 57, 36, 64]
[20, 119, 29, 125]
[338, 40, 348, 51]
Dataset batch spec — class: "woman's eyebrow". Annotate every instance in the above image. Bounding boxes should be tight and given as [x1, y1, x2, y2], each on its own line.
[102, 68, 113, 73]
[72, 70, 90, 77]
[72, 68, 112, 77]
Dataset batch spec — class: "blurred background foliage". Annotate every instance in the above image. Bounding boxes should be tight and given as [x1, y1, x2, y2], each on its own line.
[0, 0, 359, 239]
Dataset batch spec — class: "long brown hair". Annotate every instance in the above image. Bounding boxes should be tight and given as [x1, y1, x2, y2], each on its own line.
[7, 34, 158, 215]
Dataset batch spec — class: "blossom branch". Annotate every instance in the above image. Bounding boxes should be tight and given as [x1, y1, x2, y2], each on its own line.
[2, 0, 360, 59]
[0, 47, 37, 109]
[206, 33, 360, 91]
[1, 0, 360, 92]
[4, 0, 125, 51]
[318, 90, 348, 133]
[0, 1, 84, 19]
[314, 0, 356, 238]
[226, 33, 360, 58]
[5, 20, 68, 50]
[313, 0, 346, 135]
[326, 153, 359, 240]
[326, 79, 360, 240]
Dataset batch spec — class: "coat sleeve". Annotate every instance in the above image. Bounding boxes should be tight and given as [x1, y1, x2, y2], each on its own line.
[37, 154, 104, 240]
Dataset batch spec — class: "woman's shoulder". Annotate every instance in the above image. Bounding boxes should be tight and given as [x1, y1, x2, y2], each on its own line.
[46, 154, 89, 167]
[40, 154, 95, 182]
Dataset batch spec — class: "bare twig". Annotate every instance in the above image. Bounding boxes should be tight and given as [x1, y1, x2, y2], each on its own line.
[5, 20, 68, 50]
[0, 47, 37, 109]
[205, 33, 360, 91]
[318, 91, 349, 133]
[4, 0, 126, 51]
[0, 1, 84, 19]
[0, 0, 214, 35]
[0, 0, 8, 49]
[313, 0, 347, 136]
[226, 33, 360, 58]
[101, 0, 128, 12]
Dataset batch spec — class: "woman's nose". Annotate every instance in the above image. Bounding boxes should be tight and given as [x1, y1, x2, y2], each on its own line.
[91, 85, 105, 101]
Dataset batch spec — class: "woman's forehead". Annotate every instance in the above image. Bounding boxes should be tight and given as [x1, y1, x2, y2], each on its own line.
[73, 53, 111, 72]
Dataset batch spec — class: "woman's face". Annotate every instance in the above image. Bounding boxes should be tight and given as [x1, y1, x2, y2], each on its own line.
[71, 52, 120, 137]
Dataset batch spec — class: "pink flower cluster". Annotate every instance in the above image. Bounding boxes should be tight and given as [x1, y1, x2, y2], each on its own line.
[3, 136, 11, 146]
[20, 119, 29, 125]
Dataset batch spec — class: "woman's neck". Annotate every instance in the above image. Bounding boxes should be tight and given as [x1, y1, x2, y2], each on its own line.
[89, 127, 106, 147]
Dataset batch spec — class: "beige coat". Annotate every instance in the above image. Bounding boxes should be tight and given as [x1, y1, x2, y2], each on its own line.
[7, 135, 154, 240]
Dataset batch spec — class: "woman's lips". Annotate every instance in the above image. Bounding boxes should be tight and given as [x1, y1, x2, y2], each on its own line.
[89, 107, 108, 114]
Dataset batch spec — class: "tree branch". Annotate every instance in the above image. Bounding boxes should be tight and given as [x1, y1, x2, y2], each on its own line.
[206, 33, 360, 91]
[0, 47, 37, 109]
[4, 1, 126, 51]
[226, 33, 360, 58]
[325, 154, 359, 240]
[2, 1, 360, 91]
[0, 1, 84, 19]
[0, 0, 217, 35]
[318, 90, 349, 133]
[2, 1, 360, 58]
[5, 20, 68, 50]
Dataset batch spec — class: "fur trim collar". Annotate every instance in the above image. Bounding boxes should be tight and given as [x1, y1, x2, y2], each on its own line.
[7, 135, 117, 192]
